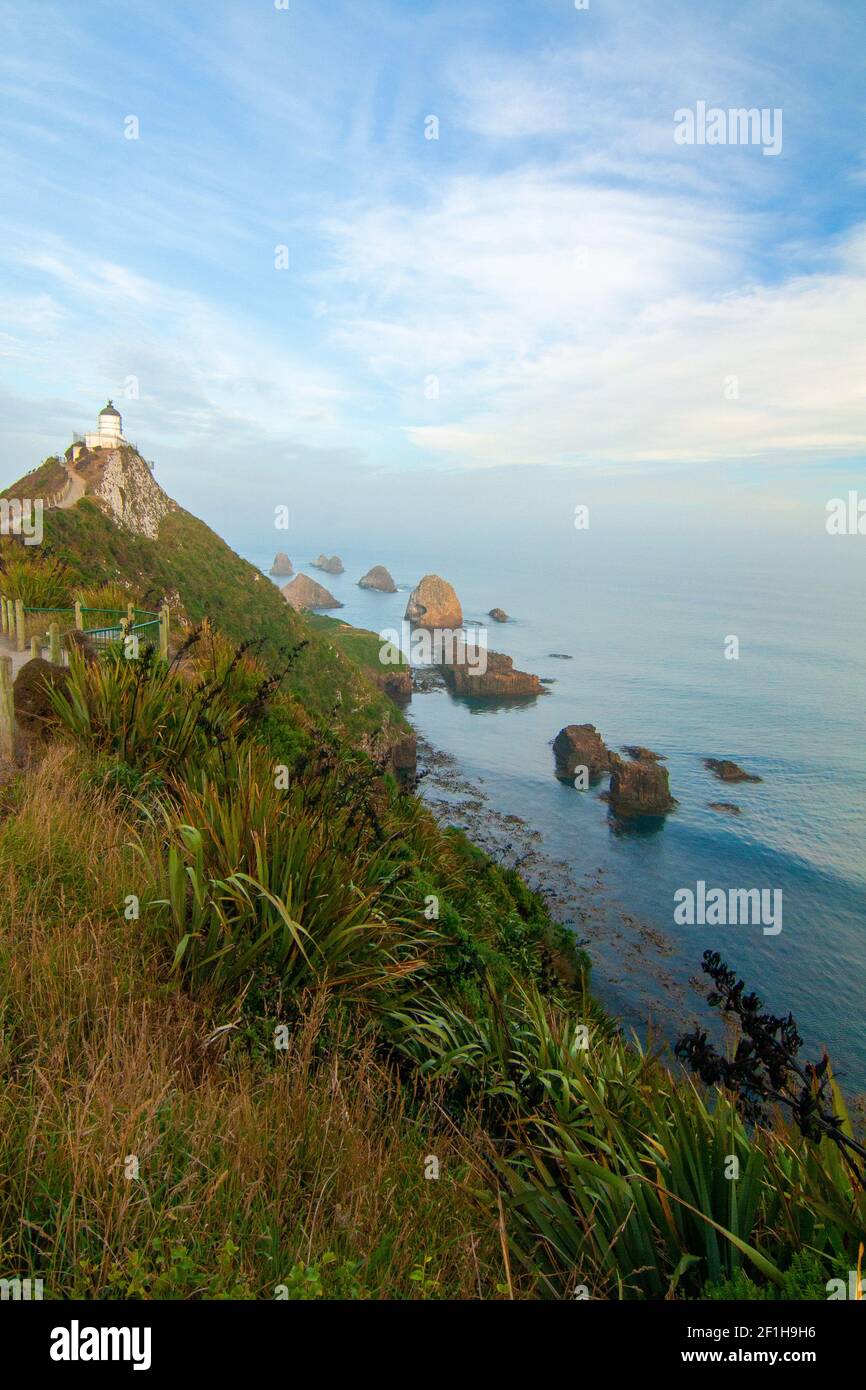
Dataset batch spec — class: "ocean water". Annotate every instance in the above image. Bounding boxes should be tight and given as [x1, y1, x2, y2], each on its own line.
[244, 534, 866, 1093]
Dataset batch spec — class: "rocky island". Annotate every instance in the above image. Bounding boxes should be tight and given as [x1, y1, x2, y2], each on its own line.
[608, 753, 677, 817]
[705, 758, 762, 783]
[358, 564, 397, 592]
[405, 574, 462, 630]
[281, 573, 343, 611]
[312, 554, 345, 575]
[553, 724, 612, 781]
[269, 552, 293, 577]
[442, 648, 543, 698]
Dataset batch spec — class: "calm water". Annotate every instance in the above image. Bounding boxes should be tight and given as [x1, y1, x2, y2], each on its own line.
[245, 535, 866, 1092]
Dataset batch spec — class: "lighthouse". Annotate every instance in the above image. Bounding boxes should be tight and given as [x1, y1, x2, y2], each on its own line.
[84, 400, 126, 451]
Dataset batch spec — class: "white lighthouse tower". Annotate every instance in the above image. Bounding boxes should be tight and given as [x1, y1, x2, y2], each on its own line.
[84, 400, 126, 451]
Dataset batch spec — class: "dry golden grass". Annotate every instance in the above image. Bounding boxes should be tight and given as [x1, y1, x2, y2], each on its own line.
[0, 747, 503, 1299]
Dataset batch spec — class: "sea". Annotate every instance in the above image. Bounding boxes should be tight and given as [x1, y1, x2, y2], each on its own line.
[242, 528, 866, 1094]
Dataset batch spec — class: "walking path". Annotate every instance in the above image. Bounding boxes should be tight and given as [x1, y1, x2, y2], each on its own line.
[53, 460, 86, 510]
[0, 631, 47, 678]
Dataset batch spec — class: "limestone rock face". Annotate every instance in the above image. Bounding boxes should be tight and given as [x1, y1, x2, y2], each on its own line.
[281, 574, 343, 611]
[358, 565, 397, 592]
[75, 445, 174, 540]
[608, 754, 676, 817]
[704, 758, 762, 783]
[443, 648, 542, 698]
[312, 554, 344, 575]
[488, 607, 509, 622]
[405, 574, 462, 630]
[270, 553, 293, 576]
[553, 724, 611, 780]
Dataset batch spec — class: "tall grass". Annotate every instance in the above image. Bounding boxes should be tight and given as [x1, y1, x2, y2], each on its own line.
[0, 748, 502, 1299]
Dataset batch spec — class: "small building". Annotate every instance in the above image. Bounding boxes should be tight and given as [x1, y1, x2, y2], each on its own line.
[83, 400, 126, 451]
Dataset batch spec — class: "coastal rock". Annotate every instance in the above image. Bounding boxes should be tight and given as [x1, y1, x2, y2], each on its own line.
[553, 724, 611, 780]
[281, 574, 343, 611]
[608, 754, 676, 817]
[269, 552, 293, 577]
[709, 802, 742, 816]
[442, 647, 542, 698]
[405, 574, 462, 630]
[548, 653, 572, 660]
[704, 758, 762, 784]
[312, 554, 344, 575]
[621, 745, 666, 763]
[358, 564, 397, 592]
[376, 667, 412, 703]
[488, 607, 509, 622]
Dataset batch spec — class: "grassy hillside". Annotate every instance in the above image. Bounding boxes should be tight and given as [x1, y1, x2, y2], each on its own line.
[0, 467, 862, 1302]
[1, 493, 407, 751]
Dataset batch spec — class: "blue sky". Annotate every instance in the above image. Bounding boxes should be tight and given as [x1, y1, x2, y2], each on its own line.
[0, 0, 864, 548]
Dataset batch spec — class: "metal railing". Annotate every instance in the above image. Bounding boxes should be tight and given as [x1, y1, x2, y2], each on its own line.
[0, 597, 169, 660]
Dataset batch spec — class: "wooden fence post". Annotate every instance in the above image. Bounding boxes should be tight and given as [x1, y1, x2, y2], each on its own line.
[15, 599, 25, 652]
[0, 655, 14, 760]
[74, 599, 83, 631]
[30, 635, 39, 660]
[0, 597, 7, 635]
[159, 603, 169, 659]
[49, 622, 61, 665]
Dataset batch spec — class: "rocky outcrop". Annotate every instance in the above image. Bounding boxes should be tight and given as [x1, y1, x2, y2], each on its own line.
[553, 724, 611, 780]
[269, 552, 293, 576]
[358, 565, 397, 592]
[442, 648, 542, 698]
[608, 754, 676, 817]
[360, 727, 417, 789]
[281, 574, 343, 611]
[312, 554, 344, 575]
[405, 574, 462, 630]
[704, 758, 762, 784]
[488, 607, 508, 622]
[622, 745, 666, 762]
[75, 445, 174, 540]
[709, 802, 742, 816]
[376, 667, 412, 703]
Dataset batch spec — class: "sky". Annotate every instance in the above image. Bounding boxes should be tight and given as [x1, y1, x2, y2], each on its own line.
[0, 0, 864, 554]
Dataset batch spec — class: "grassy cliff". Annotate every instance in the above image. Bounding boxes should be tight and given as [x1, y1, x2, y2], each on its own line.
[0, 460, 862, 1301]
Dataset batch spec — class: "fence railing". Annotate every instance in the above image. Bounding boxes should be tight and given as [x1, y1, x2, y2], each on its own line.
[0, 597, 169, 661]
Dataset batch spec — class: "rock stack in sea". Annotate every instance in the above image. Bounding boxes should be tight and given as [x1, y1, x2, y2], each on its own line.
[552, 724, 612, 781]
[269, 552, 293, 576]
[312, 554, 345, 575]
[281, 574, 343, 611]
[405, 574, 463, 630]
[441, 647, 542, 698]
[359, 564, 397, 592]
[608, 753, 676, 817]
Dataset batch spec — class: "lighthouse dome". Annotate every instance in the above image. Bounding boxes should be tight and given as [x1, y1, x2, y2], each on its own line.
[99, 400, 121, 418]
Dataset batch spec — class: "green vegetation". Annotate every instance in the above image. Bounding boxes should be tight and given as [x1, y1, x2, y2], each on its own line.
[1, 455, 67, 502]
[0, 483, 862, 1300]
